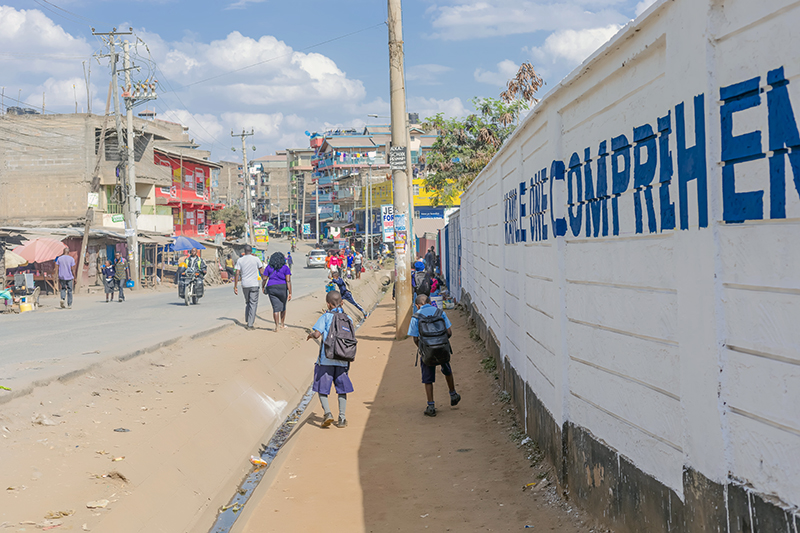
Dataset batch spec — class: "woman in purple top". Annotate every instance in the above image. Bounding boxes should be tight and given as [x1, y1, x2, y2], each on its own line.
[262, 252, 292, 331]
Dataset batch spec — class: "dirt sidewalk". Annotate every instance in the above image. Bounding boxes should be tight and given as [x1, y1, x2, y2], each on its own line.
[235, 294, 599, 532]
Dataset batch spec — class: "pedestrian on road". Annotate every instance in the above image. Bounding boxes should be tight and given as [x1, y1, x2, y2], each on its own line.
[224, 254, 235, 283]
[330, 271, 367, 318]
[346, 251, 354, 279]
[101, 259, 115, 302]
[113, 251, 129, 302]
[306, 290, 354, 428]
[55, 247, 76, 309]
[424, 246, 436, 274]
[354, 250, 363, 280]
[286, 252, 293, 273]
[262, 252, 292, 331]
[233, 247, 264, 330]
[408, 293, 461, 417]
[328, 251, 340, 279]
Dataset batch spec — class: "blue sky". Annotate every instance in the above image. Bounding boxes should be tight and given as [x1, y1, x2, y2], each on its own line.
[0, 0, 657, 158]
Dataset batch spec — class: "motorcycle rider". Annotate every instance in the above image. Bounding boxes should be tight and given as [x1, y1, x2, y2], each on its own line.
[180, 248, 207, 301]
[186, 248, 207, 276]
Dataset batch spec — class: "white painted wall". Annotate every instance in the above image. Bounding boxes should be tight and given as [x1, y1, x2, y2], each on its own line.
[460, 0, 800, 506]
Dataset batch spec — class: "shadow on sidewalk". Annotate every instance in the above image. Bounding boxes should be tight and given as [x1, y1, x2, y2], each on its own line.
[355, 302, 581, 532]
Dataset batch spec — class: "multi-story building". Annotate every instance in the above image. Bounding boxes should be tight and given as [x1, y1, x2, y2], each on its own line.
[309, 129, 390, 238]
[0, 112, 222, 237]
[286, 148, 315, 237]
[250, 153, 289, 224]
[216, 160, 244, 208]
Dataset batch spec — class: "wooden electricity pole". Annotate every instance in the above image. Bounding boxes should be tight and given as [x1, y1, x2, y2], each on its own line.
[388, 0, 413, 338]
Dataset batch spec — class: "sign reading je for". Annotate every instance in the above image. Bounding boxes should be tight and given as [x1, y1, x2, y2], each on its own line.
[389, 146, 407, 171]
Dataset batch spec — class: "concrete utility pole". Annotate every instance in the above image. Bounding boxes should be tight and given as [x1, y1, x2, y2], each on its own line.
[122, 40, 140, 288]
[232, 129, 255, 247]
[315, 182, 320, 242]
[388, 0, 413, 338]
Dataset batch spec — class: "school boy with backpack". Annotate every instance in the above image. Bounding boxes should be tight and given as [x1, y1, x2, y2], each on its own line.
[306, 291, 358, 428]
[408, 293, 461, 417]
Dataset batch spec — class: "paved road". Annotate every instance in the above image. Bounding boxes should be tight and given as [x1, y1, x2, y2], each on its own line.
[0, 240, 328, 396]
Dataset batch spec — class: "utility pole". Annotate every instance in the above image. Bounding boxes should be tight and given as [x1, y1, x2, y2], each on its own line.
[232, 129, 255, 247]
[227, 166, 232, 206]
[94, 29, 136, 283]
[315, 182, 320, 243]
[122, 40, 139, 288]
[388, 0, 413, 338]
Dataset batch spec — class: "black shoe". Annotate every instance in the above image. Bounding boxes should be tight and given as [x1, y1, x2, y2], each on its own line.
[321, 412, 334, 427]
[450, 392, 461, 407]
[424, 404, 436, 417]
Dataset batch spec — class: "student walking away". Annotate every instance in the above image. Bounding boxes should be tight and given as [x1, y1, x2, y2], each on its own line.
[101, 259, 115, 302]
[408, 294, 460, 417]
[262, 252, 292, 331]
[424, 246, 436, 273]
[55, 247, 76, 309]
[353, 250, 363, 279]
[224, 254, 236, 283]
[233, 247, 264, 330]
[346, 251, 354, 279]
[286, 251, 293, 273]
[330, 271, 367, 318]
[413, 262, 430, 296]
[113, 251, 129, 302]
[306, 291, 357, 428]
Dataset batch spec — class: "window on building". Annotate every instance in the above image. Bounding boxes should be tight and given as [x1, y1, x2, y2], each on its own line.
[413, 184, 420, 196]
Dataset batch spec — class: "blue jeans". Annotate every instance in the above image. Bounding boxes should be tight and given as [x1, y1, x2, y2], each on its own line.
[59, 279, 73, 306]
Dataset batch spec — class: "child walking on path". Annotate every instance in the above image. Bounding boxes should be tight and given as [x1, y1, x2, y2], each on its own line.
[306, 291, 354, 428]
[408, 293, 461, 417]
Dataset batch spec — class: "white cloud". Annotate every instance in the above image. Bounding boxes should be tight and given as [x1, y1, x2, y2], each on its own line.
[474, 59, 519, 87]
[635, 0, 658, 16]
[408, 97, 469, 121]
[406, 64, 454, 85]
[427, 1, 627, 41]
[528, 23, 622, 66]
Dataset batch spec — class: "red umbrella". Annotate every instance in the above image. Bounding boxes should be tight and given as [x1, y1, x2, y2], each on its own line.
[13, 237, 66, 263]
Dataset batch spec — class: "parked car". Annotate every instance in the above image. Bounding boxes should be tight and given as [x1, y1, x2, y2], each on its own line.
[306, 249, 327, 268]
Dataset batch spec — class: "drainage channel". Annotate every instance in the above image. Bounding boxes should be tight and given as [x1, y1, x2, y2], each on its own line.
[208, 287, 388, 533]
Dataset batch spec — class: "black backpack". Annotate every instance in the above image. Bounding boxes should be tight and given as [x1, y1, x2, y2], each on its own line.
[323, 310, 358, 362]
[414, 309, 452, 366]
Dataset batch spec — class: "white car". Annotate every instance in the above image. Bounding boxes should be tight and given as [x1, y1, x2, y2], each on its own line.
[306, 249, 327, 268]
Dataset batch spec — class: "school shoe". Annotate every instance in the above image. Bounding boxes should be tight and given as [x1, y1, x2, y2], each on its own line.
[424, 404, 437, 417]
[321, 412, 335, 427]
[60, 300, 65, 308]
[336, 416, 348, 428]
[450, 392, 461, 407]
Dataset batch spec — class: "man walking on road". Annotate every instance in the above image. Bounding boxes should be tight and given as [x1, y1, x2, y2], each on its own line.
[113, 251, 129, 302]
[234, 247, 264, 330]
[55, 247, 76, 309]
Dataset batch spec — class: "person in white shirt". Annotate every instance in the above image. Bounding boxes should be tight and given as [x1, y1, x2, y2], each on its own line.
[233, 247, 264, 330]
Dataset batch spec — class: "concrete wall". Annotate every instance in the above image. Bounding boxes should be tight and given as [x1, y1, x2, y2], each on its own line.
[458, 1, 800, 531]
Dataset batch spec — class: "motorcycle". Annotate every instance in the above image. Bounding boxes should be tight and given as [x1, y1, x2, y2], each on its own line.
[179, 267, 204, 305]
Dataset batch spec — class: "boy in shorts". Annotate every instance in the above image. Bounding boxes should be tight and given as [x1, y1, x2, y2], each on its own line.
[408, 293, 461, 417]
[306, 291, 353, 428]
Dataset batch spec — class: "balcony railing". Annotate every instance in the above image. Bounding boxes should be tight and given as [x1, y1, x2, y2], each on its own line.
[106, 203, 124, 214]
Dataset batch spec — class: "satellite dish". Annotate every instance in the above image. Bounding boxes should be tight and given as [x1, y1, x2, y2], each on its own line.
[304, 131, 310, 136]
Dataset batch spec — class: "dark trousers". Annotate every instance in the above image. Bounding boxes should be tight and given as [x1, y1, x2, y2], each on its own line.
[342, 292, 365, 314]
[243, 286, 260, 328]
[59, 279, 74, 306]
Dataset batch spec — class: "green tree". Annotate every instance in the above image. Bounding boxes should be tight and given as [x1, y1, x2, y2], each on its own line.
[211, 206, 246, 238]
[422, 62, 543, 206]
